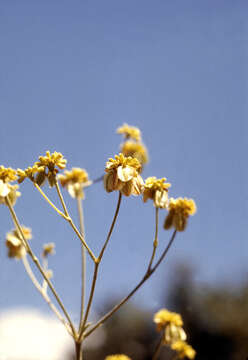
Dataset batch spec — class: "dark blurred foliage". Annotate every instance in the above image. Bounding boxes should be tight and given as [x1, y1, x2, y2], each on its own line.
[70, 263, 248, 360]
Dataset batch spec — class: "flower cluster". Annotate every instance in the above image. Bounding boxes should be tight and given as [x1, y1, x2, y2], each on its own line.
[154, 308, 195, 359]
[17, 151, 67, 187]
[143, 177, 171, 209]
[0, 167, 20, 206]
[5, 226, 32, 259]
[164, 198, 197, 232]
[117, 124, 148, 169]
[104, 153, 144, 196]
[59, 168, 91, 199]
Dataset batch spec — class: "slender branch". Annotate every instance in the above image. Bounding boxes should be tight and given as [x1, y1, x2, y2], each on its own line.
[92, 175, 104, 184]
[34, 183, 69, 220]
[5, 195, 77, 338]
[83, 230, 177, 339]
[22, 255, 72, 336]
[98, 192, 122, 261]
[55, 180, 69, 217]
[152, 333, 164, 360]
[77, 197, 86, 329]
[148, 207, 159, 271]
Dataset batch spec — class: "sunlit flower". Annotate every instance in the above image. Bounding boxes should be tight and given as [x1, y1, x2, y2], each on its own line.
[143, 177, 171, 208]
[164, 323, 187, 345]
[42, 243, 55, 257]
[0, 181, 21, 206]
[171, 340, 196, 359]
[154, 309, 183, 332]
[58, 168, 92, 199]
[117, 123, 141, 141]
[120, 140, 148, 168]
[105, 355, 131, 360]
[0, 166, 17, 183]
[17, 151, 67, 187]
[104, 153, 144, 196]
[164, 198, 197, 232]
[5, 226, 32, 259]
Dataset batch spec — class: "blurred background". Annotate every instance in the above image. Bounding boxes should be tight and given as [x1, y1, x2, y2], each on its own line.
[0, 1, 246, 359]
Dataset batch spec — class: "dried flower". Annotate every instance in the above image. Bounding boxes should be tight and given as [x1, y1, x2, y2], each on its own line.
[164, 198, 197, 232]
[5, 226, 32, 259]
[143, 177, 171, 208]
[0, 166, 17, 183]
[105, 355, 131, 360]
[58, 168, 92, 199]
[171, 340, 196, 359]
[42, 243, 55, 257]
[117, 123, 141, 141]
[17, 151, 67, 187]
[120, 141, 148, 168]
[0, 181, 21, 206]
[104, 153, 144, 196]
[154, 309, 183, 332]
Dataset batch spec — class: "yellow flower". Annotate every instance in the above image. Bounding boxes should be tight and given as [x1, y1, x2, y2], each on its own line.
[104, 153, 144, 196]
[5, 226, 32, 259]
[42, 243, 55, 257]
[120, 141, 148, 168]
[0, 181, 21, 206]
[117, 123, 141, 141]
[171, 341, 196, 359]
[154, 309, 183, 332]
[105, 355, 131, 360]
[143, 177, 171, 208]
[58, 168, 92, 199]
[164, 323, 187, 345]
[164, 198, 197, 232]
[0, 166, 17, 183]
[17, 151, 67, 187]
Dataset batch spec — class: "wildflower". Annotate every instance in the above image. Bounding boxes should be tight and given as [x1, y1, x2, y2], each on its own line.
[105, 355, 131, 360]
[0, 181, 21, 206]
[171, 340, 196, 359]
[154, 309, 183, 332]
[58, 168, 92, 199]
[5, 226, 32, 259]
[117, 123, 141, 141]
[17, 151, 67, 187]
[120, 141, 148, 168]
[104, 153, 144, 196]
[0, 166, 17, 183]
[42, 243, 55, 257]
[143, 177, 171, 208]
[164, 198, 197, 232]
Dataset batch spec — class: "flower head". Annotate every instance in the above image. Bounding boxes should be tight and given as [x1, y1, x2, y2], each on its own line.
[5, 226, 32, 259]
[171, 340, 196, 359]
[120, 141, 148, 168]
[58, 168, 92, 199]
[0, 181, 21, 206]
[105, 355, 131, 360]
[164, 198, 197, 232]
[143, 177, 171, 208]
[0, 166, 17, 183]
[117, 123, 141, 141]
[17, 151, 67, 187]
[154, 309, 183, 332]
[42, 243, 55, 257]
[104, 153, 144, 196]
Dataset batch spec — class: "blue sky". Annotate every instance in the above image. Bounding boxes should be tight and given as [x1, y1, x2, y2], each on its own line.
[0, 0, 247, 322]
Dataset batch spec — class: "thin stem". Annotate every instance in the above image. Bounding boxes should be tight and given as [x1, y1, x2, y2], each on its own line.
[77, 197, 86, 329]
[152, 333, 164, 360]
[75, 341, 82, 360]
[55, 180, 69, 217]
[83, 230, 177, 339]
[92, 175, 104, 184]
[22, 255, 72, 336]
[98, 192, 122, 261]
[34, 183, 68, 220]
[5, 195, 77, 338]
[148, 207, 159, 271]
[42, 256, 49, 293]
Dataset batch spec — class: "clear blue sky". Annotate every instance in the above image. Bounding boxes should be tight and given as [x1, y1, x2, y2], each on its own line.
[0, 0, 246, 322]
